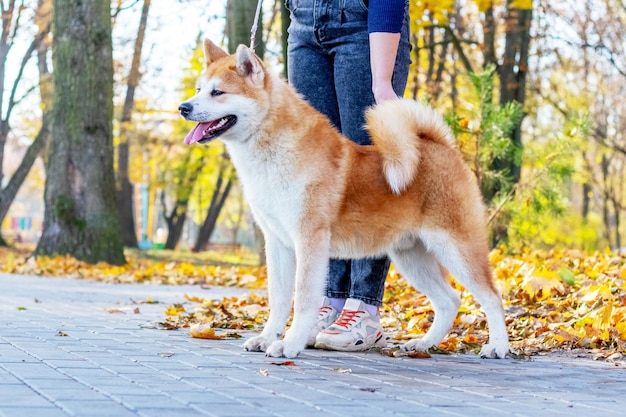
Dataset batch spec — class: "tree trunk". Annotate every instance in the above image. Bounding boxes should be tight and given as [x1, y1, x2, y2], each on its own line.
[614, 200, 621, 250]
[601, 155, 612, 247]
[226, 0, 265, 55]
[162, 149, 203, 250]
[116, 0, 151, 248]
[496, 4, 532, 184]
[192, 156, 234, 252]
[280, 0, 289, 78]
[0, 124, 48, 230]
[192, 178, 233, 252]
[481, 2, 532, 201]
[482, 5, 497, 67]
[36, 0, 125, 265]
[163, 195, 188, 250]
[581, 181, 591, 221]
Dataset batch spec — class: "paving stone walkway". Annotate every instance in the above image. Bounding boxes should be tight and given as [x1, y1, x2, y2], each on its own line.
[1, 273, 625, 417]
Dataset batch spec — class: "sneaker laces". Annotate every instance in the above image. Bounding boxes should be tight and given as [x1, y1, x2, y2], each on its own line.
[334, 309, 364, 329]
[318, 305, 335, 318]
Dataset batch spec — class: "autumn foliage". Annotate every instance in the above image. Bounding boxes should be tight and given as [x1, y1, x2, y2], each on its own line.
[1, 247, 625, 361]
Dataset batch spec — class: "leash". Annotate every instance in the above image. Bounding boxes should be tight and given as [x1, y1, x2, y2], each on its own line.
[250, 0, 263, 52]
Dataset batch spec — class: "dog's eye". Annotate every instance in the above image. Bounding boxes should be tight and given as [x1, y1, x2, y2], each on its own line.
[211, 89, 224, 97]
[195, 87, 200, 94]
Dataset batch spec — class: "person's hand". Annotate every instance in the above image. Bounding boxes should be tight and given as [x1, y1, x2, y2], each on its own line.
[373, 79, 398, 104]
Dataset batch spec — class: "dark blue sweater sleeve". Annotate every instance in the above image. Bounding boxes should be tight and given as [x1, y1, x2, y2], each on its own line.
[368, 0, 407, 33]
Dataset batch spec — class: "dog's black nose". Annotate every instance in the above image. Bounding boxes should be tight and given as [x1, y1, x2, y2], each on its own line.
[179, 102, 193, 117]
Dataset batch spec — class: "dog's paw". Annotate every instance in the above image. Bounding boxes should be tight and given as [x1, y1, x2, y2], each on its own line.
[265, 340, 286, 358]
[265, 340, 302, 358]
[479, 342, 510, 359]
[400, 338, 434, 353]
[243, 335, 271, 353]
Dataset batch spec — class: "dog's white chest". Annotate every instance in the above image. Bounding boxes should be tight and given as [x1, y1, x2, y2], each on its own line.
[228, 145, 305, 246]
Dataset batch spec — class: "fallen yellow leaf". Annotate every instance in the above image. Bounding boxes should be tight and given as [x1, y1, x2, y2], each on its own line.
[189, 324, 225, 340]
[164, 305, 186, 316]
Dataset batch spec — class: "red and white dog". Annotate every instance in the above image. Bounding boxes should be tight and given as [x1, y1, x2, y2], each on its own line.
[179, 39, 510, 359]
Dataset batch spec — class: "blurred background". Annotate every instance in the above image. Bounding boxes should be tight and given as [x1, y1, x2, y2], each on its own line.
[2, 0, 625, 265]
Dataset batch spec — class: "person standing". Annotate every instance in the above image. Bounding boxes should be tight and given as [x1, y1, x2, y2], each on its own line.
[285, 0, 411, 351]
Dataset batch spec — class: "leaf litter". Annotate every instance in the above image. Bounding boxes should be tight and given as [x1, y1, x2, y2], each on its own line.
[2, 247, 626, 363]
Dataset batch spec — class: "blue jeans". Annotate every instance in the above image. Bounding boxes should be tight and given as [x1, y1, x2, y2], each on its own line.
[286, 0, 411, 306]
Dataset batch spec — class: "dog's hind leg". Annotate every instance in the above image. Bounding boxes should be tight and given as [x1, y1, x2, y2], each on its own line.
[243, 234, 296, 354]
[390, 241, 461, 353]
[418, 229, 509, 358]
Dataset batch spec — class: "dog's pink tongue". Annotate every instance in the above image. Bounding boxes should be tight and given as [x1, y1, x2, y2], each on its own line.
[184, 123, 211, 145]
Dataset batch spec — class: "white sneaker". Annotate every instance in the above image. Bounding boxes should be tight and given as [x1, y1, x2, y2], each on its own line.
[314, 298, 386, 351]
[306, 297, 340, 347]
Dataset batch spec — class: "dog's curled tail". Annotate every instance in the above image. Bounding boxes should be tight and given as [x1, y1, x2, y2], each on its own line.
[365, 99, 455, 195]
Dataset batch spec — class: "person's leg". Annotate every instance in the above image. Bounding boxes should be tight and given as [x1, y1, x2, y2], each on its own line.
[287, 1, 341, 130]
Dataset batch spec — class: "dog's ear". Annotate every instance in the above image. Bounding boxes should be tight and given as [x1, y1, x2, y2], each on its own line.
[203, 38, 228, 67]
[235, 44, 265, 86]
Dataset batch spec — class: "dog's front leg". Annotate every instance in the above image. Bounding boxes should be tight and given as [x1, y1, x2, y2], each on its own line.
[265, 231, 329, 358]
[243, 234, 296, 353]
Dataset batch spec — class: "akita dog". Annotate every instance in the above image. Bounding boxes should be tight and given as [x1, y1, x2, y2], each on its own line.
[179, 39, 510, 359]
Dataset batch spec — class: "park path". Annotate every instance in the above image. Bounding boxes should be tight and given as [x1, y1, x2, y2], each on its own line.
[1, 273, 625, 417]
